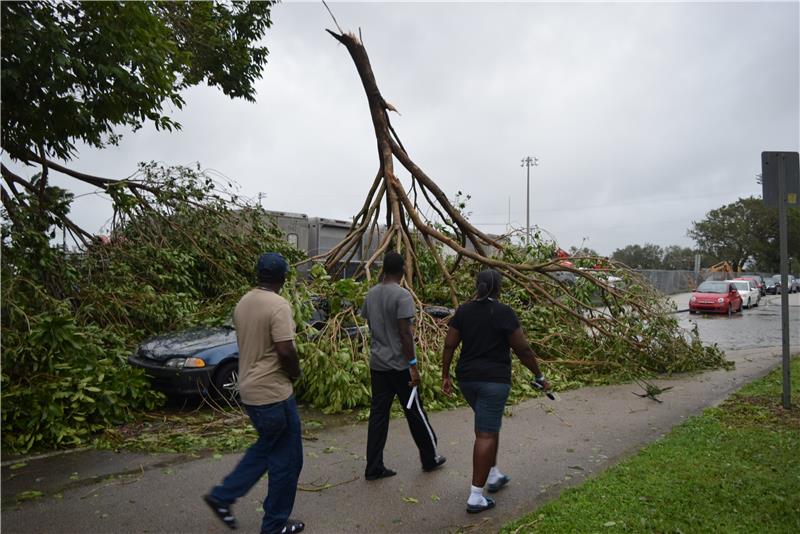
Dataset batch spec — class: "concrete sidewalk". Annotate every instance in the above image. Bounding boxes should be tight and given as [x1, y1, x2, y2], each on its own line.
[1, 347, 786, 534]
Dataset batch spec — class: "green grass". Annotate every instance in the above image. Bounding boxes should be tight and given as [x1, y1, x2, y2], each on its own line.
[502, 358, 800, 534]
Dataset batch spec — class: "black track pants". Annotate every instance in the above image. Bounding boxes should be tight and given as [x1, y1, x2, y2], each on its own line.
[365, 368, 439, 477]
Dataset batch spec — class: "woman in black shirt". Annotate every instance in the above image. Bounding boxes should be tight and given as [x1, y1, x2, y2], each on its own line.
[441, 269, 550, 513]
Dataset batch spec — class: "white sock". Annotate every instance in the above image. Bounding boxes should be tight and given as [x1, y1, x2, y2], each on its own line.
[488, 465, 505, 484]
[467, 485, 487, 506]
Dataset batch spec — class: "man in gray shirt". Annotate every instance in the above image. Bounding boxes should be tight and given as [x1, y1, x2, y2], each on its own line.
[360, 251, 445, 480]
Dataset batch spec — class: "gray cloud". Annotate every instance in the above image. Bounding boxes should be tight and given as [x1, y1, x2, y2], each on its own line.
[10, 1, 799, 255]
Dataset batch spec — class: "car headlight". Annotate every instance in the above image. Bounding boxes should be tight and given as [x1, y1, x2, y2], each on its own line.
[165, 357, 206, 368]
[690, 296, 696, 302]
[717, 297, 725, 303]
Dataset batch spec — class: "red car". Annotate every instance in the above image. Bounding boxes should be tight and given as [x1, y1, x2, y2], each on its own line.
[689, 280, 743, 316]
[736, 275, 766, 296]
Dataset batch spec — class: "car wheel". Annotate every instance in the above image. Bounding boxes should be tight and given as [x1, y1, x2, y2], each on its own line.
[746, 298, 751, 309]
[689, 310, 697, 315]
[212, 361, 240, 404]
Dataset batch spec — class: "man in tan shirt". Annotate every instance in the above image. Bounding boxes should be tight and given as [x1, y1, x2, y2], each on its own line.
[204, 253, 305, 534]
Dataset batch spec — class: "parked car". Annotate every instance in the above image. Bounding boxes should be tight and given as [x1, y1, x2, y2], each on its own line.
[789, 275, 799, 293]
[738, 275, 765, 296]
[129, 303, 452, 400]
[689, 280, 743, 316]
[766, 274, 800, 294]
[128, 323, 241, 400]
[731, 279, 761, 309]
[765, 277, 780, 295]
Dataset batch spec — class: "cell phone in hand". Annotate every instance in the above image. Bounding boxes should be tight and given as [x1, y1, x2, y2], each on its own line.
[533, 380, 558, 401]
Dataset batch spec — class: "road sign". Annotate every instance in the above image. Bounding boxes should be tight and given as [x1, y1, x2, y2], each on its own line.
[761, 151, 799, 409]
[762, 152, 799, 208]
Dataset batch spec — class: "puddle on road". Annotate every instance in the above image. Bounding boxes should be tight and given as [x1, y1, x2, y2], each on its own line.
[678, 296, 800, 350]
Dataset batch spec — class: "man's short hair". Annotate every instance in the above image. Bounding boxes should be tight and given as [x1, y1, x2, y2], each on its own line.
[382, 251, 405, 276]
[258, 269, 286, 284]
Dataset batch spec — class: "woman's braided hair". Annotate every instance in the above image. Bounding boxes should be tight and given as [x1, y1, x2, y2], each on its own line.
[475, 269, 502, 301]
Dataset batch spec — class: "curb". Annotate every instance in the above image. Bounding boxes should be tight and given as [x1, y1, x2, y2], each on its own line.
[1, 447, 90, 468]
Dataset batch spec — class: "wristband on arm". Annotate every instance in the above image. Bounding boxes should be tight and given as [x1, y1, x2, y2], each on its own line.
[408, 358, 417, 366]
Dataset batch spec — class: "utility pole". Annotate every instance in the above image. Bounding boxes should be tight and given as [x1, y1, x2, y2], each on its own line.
[761, 151, 800, 409]
[520, 156, 538, 245]
[507, 196, 511, 234]
[777, 157, 791, 408]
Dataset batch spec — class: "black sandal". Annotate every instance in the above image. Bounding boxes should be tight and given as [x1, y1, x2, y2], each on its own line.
[487, 474, 510, 493]
[279, 519, 305, 533]
[466, 496, 496, 514]
[203, 494, 238, 530]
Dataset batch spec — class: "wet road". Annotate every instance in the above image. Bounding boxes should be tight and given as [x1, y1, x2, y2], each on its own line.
[672, 292, 800, 350]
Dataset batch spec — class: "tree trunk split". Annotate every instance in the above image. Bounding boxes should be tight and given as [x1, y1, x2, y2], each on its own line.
[317, 29, 630, 321]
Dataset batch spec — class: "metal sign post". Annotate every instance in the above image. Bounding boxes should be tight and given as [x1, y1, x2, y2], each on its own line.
[761, 151, 800, 409]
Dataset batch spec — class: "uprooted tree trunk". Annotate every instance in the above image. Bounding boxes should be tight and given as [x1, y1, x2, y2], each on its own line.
[317, 28, 652, 342]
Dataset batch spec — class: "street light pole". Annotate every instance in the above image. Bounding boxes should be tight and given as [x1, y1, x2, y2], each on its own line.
[520, 156, 538, 245]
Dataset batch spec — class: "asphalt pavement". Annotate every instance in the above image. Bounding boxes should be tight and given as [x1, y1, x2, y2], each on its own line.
[671, 291, 800, 350]
[2, 293, 798, 534]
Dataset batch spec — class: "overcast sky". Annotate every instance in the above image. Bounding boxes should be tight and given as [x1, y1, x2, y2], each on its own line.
[16, 1, 800, 256]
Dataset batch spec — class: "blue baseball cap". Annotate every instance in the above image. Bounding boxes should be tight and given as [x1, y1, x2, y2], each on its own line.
[257, 252, 289, 278]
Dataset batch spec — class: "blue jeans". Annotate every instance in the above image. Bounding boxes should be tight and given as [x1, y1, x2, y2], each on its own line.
[210, 395, 303, 534]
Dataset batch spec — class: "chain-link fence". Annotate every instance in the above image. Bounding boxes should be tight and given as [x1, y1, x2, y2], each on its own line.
[635, 270, 782, 294]
[634, 269, 701, 294]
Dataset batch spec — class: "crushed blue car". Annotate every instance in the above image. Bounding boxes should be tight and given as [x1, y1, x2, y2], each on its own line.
[128, 300, 450, 400]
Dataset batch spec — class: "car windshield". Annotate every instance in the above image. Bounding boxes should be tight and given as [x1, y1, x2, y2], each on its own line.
[732, 281, 749, 291]
[697, 281, 731, 294]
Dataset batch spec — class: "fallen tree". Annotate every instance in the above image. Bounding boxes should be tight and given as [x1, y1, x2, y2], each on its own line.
[304, 23, 726, 380]
[0, 13, 729, 453]
[1, 164, 302, 453]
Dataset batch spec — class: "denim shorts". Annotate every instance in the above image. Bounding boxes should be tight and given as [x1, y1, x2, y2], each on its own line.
[459, 381, 511, 433]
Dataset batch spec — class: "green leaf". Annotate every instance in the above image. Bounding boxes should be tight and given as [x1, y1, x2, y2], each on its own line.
[16, 490, 45, 502]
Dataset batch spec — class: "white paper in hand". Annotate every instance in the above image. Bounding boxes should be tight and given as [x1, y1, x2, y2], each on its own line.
[406, 386, 418, 410]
